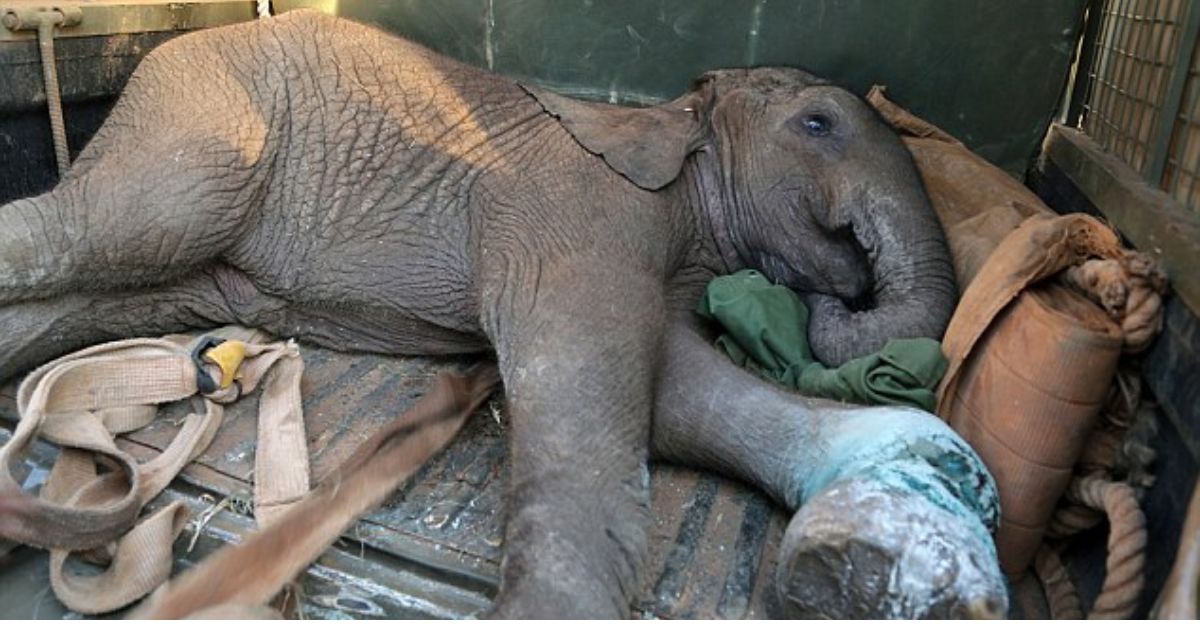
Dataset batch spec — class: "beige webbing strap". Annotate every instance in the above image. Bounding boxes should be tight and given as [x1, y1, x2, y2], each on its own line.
[0, 329, 310, 614]
[236, 340, 311, 527]
[132, 363, 500, 619]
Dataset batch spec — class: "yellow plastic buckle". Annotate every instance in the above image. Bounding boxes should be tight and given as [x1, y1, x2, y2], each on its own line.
[203, 340, 248, 390]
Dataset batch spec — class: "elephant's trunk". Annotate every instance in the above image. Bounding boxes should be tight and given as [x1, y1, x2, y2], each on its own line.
[807, 173, 957, 367]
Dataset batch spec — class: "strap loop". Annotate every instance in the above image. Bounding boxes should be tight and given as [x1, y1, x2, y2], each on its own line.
[0, 328, 310, 614]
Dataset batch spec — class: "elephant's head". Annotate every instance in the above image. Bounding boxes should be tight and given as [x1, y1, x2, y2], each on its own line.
[524, 67, 957, 366]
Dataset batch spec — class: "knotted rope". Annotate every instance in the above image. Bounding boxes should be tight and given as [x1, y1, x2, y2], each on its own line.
[1062, 249, 1167, 353]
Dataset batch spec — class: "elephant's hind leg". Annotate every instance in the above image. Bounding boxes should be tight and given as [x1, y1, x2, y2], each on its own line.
[0, 267, 269, 385]
[0, 133, 264, 306]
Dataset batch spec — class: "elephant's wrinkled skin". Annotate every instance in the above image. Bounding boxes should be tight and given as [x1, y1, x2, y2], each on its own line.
[0, 11, 1002, 618]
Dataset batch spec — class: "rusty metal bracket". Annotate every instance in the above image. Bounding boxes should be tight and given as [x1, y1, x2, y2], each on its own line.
[0, 1, 256, 42]
[0, 1, 258, 178]
[0, 4, 82, 31]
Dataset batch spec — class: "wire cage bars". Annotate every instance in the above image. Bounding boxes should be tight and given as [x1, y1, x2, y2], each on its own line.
[1074, 0, 1200, 212]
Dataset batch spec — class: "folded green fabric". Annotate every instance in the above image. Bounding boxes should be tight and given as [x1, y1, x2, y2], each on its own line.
[697, 269, 947, 412]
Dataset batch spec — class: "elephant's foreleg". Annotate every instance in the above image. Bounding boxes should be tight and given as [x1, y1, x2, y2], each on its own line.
[484, 261, 661, 618]
[650, 320, 1007, 619]
[0, 134, 261, 306]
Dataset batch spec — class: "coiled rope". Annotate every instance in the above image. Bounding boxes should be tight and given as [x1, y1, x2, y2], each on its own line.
[1035, 476, 1147, 619]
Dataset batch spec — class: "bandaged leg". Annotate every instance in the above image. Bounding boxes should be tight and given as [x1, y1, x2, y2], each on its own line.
[651, 321, 1006, 618]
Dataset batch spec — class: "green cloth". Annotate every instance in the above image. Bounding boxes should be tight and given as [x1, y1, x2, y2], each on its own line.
[696, 270, 948, 412]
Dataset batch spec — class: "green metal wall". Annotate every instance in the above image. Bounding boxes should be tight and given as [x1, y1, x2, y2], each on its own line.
[279, 0, 1088, 176]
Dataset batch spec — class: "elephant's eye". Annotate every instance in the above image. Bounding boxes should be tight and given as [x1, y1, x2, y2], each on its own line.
[799, 113, 832, 137]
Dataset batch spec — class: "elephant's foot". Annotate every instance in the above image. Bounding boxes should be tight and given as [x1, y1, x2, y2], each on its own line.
[774, 475, 1007, 619]
[485, 571, 628, 619]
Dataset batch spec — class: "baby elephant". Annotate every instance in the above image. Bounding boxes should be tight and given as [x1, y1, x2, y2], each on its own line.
[0, 9, 1005, 618]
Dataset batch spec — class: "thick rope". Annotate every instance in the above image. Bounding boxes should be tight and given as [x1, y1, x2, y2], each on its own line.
[1078, 478, 1146, 618]
[1036, 363, 1158, 619]
[1034, 545, 1083, 620]
[1062, 250, 1166, 353]
[1035, 476, 1146, 620]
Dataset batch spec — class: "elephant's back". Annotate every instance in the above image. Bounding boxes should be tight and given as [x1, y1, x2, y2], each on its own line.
[270, 10, 536, 147]
[128, 9, 538, 143]
[216, 12, 550, 348]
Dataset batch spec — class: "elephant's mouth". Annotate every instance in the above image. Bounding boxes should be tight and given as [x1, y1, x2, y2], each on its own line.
[757, 239, 874, 312]
[842, 288, 875, 312]
[820, 273, 875, 313]
[830, 223, 875, 311]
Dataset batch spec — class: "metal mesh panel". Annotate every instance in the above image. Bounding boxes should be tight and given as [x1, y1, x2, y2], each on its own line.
[1077, 0, 1200, 213]
[1082, 0, 1182, 176]
[1162, 32, 1200, 207]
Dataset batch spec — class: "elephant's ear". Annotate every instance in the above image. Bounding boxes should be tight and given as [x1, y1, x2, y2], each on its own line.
[521, 84, 705, 190]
